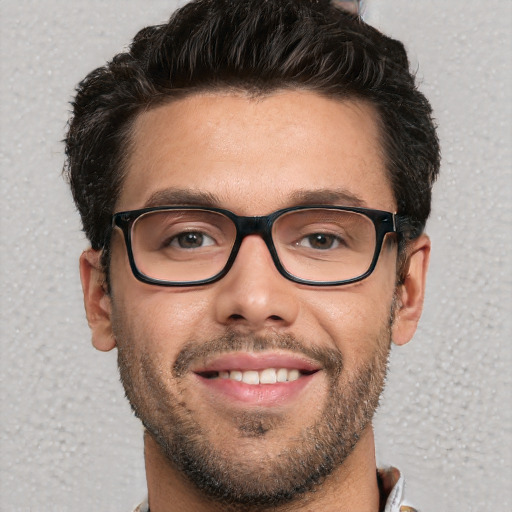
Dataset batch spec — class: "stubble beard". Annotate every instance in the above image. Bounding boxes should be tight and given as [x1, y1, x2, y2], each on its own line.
[116, 326, 391, 511]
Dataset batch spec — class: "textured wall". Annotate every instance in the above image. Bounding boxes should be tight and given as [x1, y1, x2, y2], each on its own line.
[1, 1, 510, 510]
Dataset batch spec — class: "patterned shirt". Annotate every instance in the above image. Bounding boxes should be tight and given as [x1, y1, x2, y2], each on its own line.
[132, 467, 418, 512]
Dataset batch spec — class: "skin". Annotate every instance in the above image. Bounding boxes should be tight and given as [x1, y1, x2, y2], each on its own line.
[80, 91, 430, 512]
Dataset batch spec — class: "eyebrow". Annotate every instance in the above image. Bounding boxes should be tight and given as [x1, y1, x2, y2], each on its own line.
[288, 188, 367, 207]
[142, 187, 367, 210]
[144, 188, 221, 208]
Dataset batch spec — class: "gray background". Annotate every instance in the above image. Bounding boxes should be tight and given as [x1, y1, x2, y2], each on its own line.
[1, 1, 510, 510]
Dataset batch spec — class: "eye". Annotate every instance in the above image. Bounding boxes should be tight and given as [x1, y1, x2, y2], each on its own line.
[169, 231, 215, 249]
[298, 233, 342, 250]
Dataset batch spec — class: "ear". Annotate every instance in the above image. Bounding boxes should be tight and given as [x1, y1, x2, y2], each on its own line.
[79, 249, 116, 352]
[391, 234, 431, 346]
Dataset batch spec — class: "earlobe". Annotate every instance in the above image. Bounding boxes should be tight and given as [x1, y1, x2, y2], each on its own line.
[391, 235, 431, 346]
[79, 249, 116, 352]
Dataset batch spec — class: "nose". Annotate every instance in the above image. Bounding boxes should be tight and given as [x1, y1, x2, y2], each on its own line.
[213, 235, 300, 332]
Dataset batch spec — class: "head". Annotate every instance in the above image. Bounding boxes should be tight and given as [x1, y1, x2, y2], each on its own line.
[66, 0, 439, 509]
[65, 0, 439, 268]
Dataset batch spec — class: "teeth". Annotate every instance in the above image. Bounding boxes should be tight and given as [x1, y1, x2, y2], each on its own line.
[242, 370, 260, 385]
[276, 368, 288, 382]
[288, 369, 300, 382]
[215, 368, 305, 385]
[230, 370, 243, 382]
[260, 368, 277, 384]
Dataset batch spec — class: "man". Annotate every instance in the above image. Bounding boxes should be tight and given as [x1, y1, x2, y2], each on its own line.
[65, 0, 439, 510]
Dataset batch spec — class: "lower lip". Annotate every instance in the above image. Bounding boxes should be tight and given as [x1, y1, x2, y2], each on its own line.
[195, 373, 317, 407]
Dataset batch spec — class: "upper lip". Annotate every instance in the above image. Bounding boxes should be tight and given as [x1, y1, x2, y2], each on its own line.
[192, 351, 322, 373]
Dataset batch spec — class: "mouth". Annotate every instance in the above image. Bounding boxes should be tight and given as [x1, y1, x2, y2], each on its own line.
[197, 367, 317, 384]
[192, 352, 322, 406]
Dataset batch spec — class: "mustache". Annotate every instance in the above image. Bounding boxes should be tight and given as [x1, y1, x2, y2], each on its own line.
[172, 330, 343, 378]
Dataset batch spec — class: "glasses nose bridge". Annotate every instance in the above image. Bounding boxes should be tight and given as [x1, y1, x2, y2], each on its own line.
[236, 215, 271, 239]
[233, 214, 276, 261]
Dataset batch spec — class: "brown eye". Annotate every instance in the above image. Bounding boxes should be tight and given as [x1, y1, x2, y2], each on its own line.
[299, 233, 341, 250]
[170, 232, 214, 249]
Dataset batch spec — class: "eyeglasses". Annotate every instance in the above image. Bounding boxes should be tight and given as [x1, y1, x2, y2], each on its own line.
[112, 205, 403, 287]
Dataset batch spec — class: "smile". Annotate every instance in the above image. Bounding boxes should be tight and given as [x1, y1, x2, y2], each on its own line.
[192, 352, 322, 406]
[199, 368, 316, 385]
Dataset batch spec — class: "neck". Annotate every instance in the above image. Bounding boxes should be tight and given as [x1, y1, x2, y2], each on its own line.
[144, 426, 380, 512]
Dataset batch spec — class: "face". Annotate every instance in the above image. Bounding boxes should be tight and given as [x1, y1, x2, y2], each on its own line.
[82, 91, 428, 507]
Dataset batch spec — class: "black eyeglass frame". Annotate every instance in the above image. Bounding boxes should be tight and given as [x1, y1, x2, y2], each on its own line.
[112, 205, 405, 287]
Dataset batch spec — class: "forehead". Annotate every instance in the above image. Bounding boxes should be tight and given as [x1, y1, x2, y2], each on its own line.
[118, 91, 395, 213]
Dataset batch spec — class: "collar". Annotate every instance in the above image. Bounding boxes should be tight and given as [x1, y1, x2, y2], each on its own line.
[378, 466, 418, 512]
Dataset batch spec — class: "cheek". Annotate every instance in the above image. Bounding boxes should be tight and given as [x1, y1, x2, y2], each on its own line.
[302, 280, 394, 363]
[109, 237, 216, 352]
[111, 277, 216, 356]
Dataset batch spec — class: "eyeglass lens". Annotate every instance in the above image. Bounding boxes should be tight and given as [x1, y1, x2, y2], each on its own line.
[130, 209, 377, 283]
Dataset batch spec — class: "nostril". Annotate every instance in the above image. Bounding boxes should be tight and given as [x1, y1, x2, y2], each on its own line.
[227, 313, 284, 323]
